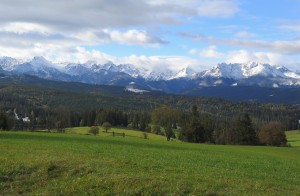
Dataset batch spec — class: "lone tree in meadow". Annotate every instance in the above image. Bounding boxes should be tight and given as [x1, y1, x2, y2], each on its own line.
[151, 106, 180, 141]
[89, 126, 99, 136]
[102, 122, 111, 132]
[258, 121, 287, 147]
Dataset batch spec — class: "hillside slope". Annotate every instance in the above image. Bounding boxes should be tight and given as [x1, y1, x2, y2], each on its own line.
[0, 131, 299, 195]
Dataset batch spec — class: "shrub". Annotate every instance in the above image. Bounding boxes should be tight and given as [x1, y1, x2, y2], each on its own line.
[89, 126, 99, 136]
[102, 122, 111, 132]
[258, 122, 287, 147]
[142, 132, 148, 139]
[151, 125, 161, 135]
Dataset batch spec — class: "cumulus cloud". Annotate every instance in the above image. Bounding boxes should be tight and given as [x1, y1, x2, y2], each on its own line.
[196, 0, 239, 18]
[200, 45, 224, 58]
[0, 0, 240, 68]
[69, 48, 203, 72]
[0, 0, 239, 30]
[105, 29, 167, 45]
[225, 50, 300, 70]
[0, 22, 51, 34]
[121, 54, 200, 71]
[181, 32, 300, 55]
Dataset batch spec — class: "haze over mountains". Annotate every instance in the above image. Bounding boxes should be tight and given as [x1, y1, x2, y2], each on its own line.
[1, 56, 300, 104]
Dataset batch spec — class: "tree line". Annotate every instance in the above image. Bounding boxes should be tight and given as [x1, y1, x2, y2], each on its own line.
[1, 83, 300, 131]
[0, 105, 288, 146]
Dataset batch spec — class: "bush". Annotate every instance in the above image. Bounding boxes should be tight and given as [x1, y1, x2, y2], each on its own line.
[142, 132, 148, 139]
[151, 125, 161, 135]
[258, 122, 287, 147]
[89, 126, 99, 136]
[102, 122, 111, 132]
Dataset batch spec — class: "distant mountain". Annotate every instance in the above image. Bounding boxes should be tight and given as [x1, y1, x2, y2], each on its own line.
[196, 62, 300, 87]
[1, 56, 300, 104]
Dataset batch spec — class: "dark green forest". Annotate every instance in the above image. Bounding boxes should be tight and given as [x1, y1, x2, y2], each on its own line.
[0, 81, 299, 146]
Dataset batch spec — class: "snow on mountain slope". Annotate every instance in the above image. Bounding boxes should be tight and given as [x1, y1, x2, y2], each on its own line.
[201, 62, 300, 80]
[201, 63, 244, 80]
[142, 70, 174, 81]
[0, 57, 24, 71]
[29, 56, 54, 69]
[168, 67, 195, 80]
[64, 63, 91, 76]
[1, 56, 300, 88]
[0, 56, 196, 82]
[118, 64, 145, 78]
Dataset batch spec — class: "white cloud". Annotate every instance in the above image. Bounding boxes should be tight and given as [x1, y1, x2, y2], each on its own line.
[0, 22, 51, 34]
[121, 54, 200, 72]
[189, 48, 198, 54]
[226, 50, 257, 64]
[106, 29, 166, 45]
[182, 33, 300, 55]
[0, 27, 166, 63]
[278, 23, 300, 32]
[0, 0, 241, 71]
[196, 0, 239, 18]
[225, 50, 300, 69]
[66, 47, 117, 65]
[0, 0, 239, 30]
[234, 31, 256, 38]
[200, 45, 224, 58]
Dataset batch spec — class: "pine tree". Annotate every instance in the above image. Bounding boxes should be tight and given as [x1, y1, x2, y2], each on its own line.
[233, 113, 258, 145]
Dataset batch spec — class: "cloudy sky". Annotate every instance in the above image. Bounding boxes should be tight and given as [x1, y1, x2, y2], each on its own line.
[0, 0, 300, 71]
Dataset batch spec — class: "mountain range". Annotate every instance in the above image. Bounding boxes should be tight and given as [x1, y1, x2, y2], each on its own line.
[1, 56, 300, 104]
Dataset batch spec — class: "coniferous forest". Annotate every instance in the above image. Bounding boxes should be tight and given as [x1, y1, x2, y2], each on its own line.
[0, 81, 298, 146]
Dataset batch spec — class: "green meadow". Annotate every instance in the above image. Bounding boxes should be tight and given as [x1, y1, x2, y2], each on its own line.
[286, 130, 300, 147]
[0, 128, 299, 195]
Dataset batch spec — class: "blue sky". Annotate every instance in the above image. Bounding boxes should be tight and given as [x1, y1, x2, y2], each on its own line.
[0, 0, 300, 71]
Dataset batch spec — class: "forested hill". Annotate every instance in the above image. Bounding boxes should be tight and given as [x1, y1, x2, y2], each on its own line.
[1, 73, 300, 105]
[0, 73, 164, 96]
[1, 74, 300, 131]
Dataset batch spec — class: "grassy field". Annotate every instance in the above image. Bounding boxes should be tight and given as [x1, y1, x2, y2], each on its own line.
[65, 127, 168, 141]
[0, 128, 299, 195]
[286, 130, 300, 147]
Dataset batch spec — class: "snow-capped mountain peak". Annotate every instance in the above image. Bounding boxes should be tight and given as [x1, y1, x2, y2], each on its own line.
[83, 60, 97, 68]
[143, 69, 174, 81]
[169, 67, 195, 80]
[29, 56, 56, 70]
[197, 61, 300, 87]
[201, 63, 244, 79]
[0, 56, 23, 71]
[100, 62, 119, 72]
[1, 56, 300, 88]
[118, 64, 144, 78]
[201, 62, 300, 80]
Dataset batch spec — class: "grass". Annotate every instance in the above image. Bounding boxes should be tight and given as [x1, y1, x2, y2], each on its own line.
[65, 127, 168, 141]
[0, 128, 299, 195]
[286, 130, 300, 147]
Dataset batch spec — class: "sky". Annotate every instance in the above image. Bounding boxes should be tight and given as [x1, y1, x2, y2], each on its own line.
[0, 0, 300, 72]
